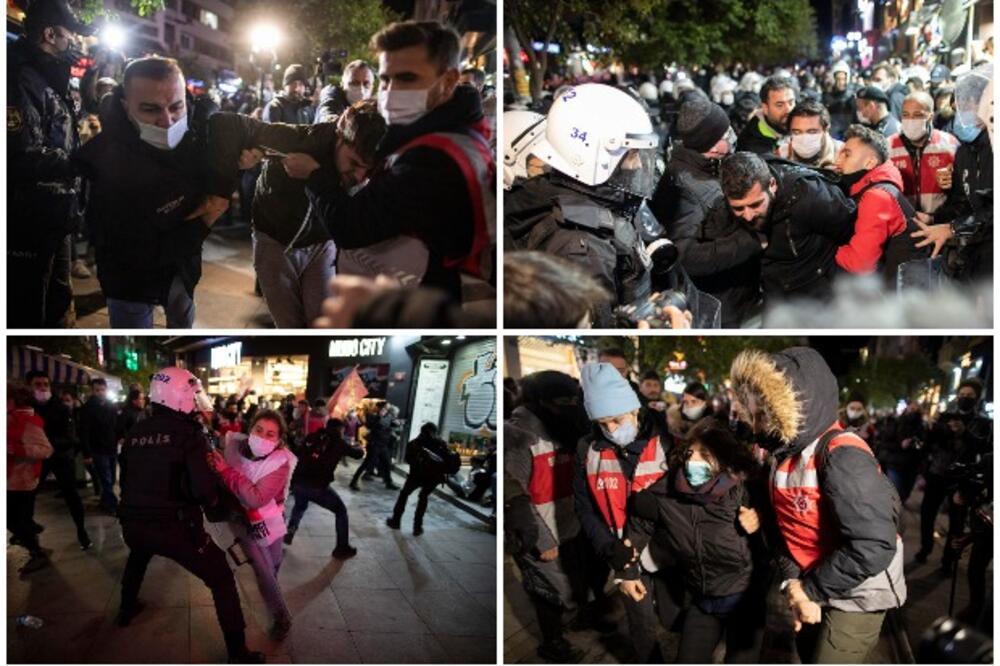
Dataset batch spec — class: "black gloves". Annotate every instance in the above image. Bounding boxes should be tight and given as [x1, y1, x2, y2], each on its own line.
[606, 538, 638, 571]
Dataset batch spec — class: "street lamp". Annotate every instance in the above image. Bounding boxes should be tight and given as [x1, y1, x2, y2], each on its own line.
[100, 23, 126, 51]
[249, 22, 282, 105]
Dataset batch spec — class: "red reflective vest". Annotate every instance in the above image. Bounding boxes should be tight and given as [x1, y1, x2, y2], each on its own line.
[888, 129, 959, 214]
[585, 437, 667, 535]
[769, 425, 876, 571]
[527, 437, 576, 539]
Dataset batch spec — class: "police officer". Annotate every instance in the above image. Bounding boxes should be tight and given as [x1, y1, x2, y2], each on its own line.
[504, 83, 660, 326]
[117, 368, 263, 663]
[8, 0, 93, 327]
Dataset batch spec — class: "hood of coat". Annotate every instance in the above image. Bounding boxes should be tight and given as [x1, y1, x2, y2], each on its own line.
[730, 346, 840, 453]
[849, 159, 904, 196]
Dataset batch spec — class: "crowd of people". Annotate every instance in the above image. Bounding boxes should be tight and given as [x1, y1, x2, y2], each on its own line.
[7, 366, 477, 662]
[503, 50, 993, 328]
[9, 0, 497, 330]
[504, 346, 992, 663]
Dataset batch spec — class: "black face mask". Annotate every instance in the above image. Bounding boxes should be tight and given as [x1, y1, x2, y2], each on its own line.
[957, 396, 977, 413]
[839, 169, 869, 193]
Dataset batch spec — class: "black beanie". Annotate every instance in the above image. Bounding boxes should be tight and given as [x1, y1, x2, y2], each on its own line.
[677, 97, 731, 153]
[283, 64, 308, 87]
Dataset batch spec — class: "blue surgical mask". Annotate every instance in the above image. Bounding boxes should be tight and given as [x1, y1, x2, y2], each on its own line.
[954, 112, 984, 143]
[684, 460, 715, 486]
[601, 421, 637, 447]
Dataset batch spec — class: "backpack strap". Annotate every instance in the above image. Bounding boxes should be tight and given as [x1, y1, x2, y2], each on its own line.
[855, 181, 919, 233]
[395, 130, 494, 279]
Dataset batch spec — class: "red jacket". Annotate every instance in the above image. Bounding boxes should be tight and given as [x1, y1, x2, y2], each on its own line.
[835, 161, 907, 274]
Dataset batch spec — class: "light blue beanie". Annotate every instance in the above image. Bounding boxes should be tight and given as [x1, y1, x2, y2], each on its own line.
[580, 363, 640, 420]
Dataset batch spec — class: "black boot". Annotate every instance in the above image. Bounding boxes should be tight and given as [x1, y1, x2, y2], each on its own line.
[77, 529, 93, 551]
[283, 528, 296, 546]
[332, 544, 357, 560]
[224, 630, 265, 664]
[385, 517, 400, 530]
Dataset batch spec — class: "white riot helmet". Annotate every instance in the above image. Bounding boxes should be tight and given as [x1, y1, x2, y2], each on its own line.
[658, 79, 674, 96]
[831, 60, 851, 77]
[193, 378, 214, 414]
[503, 110, 546, 190]
[978, 76, 993, 145]
[534, 83, 659, 196]
[953, 63, 992, 142]
[638, 81, 659, 103]
[739, 71, 764, 93]
[149, 367, 199, 414]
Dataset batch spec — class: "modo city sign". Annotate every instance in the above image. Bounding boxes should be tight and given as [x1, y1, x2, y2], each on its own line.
[211, 342, 243, 369]
[328, 337, 387, 358]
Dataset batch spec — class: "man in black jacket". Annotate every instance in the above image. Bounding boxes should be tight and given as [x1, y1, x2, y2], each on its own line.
[263, 64, 314, 124]
[315, 60, 374, 124]
[73, 56, 232, 328]
[26, 370, 92, 549]
[719, 152, 856, 307]
[649, 96, 762, 326]
[7, 0, 94, 327]
[116, 387, 146, 444]
[350, 401, 399, 490]
[285, 418, 362, 559]
[78, 377, 120, 513]
[207, 100, 386, 327]
[284, 21, 495, 318]
[735, 76, 796, 154]
[386, 423, 452, 536]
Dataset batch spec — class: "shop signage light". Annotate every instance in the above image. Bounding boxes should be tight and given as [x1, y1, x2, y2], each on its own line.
[211, 342, 243, 369]
[329, 337, 387, 358]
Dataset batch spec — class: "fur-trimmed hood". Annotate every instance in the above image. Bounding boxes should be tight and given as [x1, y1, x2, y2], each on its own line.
[729, 347, 840, 453]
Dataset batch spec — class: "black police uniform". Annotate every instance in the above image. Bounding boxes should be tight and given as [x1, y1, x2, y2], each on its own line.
[388, 431, 453, 531]
[118, 404, 255, 661]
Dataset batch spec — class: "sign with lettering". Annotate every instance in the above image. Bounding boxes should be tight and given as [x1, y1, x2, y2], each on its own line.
[328, 337, 387, 358]
[211, 342, 242, 369]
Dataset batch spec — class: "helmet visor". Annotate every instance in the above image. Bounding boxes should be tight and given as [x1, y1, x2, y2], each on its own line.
[606, 147, 658, 199]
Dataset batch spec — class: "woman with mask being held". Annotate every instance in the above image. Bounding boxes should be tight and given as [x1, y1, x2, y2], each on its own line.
[207, 409, 297, 640]
[619, 422, 767, 663]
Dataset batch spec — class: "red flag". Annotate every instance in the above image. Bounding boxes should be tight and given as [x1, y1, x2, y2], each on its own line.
[327, 368, 369, 420]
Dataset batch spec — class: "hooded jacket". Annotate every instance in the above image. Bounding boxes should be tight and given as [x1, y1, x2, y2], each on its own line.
[835, 161, 908, 274]
[304, 85, 489, 302]
[649, 145, 763, 326]
[730, 347, 906, 612]
[736, 113, 783, 154]
[754, 158, 857, 302]
[73, 89, 228, 303]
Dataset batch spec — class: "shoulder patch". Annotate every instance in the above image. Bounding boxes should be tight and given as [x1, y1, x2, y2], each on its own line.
[8, 107, 23, 132]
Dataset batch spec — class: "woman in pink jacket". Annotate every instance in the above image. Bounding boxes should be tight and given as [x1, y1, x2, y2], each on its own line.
[8, 382, 54, 574]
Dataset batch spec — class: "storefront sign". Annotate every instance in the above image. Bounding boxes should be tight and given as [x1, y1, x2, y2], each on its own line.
[408, 359, 451, 441]
[211, 342, 242, 369]
[328, 337, 387, 358]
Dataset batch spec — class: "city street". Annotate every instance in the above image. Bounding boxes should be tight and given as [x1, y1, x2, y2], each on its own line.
[503, 480, 987, 663]
[73, 222, 272, 329]
[8, 459, 497, 664]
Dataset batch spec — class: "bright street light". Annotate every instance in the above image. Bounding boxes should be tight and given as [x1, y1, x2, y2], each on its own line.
[250, 22, 282, 53]
[100, 23, 126, 50]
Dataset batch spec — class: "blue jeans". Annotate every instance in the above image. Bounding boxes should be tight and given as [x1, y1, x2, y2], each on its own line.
[92, 452, 118, 510]
[107, 275, 194, 328]
[288, 483, 350, 549]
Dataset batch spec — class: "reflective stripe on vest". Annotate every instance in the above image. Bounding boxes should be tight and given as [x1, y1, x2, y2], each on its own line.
[888, 130, 959, 214]
[528, 438, 576, 540]
[585, 437, 667, 536]
[769, 428, 874, 571]
[391, 130, 496, 280]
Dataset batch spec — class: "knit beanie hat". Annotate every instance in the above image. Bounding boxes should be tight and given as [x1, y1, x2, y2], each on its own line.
[677, 97, 732, 152]
[580, 363, 640, 420]
[283, 64, 308, 87]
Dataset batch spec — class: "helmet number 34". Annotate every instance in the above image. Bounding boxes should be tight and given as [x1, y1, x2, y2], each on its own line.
[570, 127, 588, 142]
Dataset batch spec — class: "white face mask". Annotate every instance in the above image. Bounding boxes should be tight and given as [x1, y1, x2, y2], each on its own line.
[682, 404, 706, 421]
[135, 114, 188, 150]
[34, 389, 52, 404]
[846, 407, 864, 420]
[856, 109, 869, 125]
[901, 118, 929, 142]
[345, 85, 370, 104]
[791, 133, 824, 159]
[248, 433, 278, 458]
[378, 87, 429, 126]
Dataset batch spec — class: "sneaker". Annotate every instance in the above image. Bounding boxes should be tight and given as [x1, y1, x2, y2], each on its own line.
[71, 259, 92, 279]
[385, 517, 400, 530]
[270, 616, 292, 640]
[116, 601, 146, 627]
[413, 525, 424, 536]
[283, 529, 296, 546]
[78, 531, 93, 551]
[332, 544, 357, 560]
[19, 552, 50, 575]
[537, 638, 584, 663]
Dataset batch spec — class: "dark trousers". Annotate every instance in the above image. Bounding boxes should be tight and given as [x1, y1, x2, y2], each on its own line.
[390, 475, 436, 528]
[7, 490, 41, 553]
[623, 571, 662, 663]
[677, 599, 764, 663]
[287, 482, 350, 548]
[919, 473, 953, 556]
[121, 518, 245, 638]
[352, 444, 391, 485]
[92, 453, 118, 510]
[41, 454, 86, 534]
[885, 466, 917, 503]
[8, 234, 73, 328]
